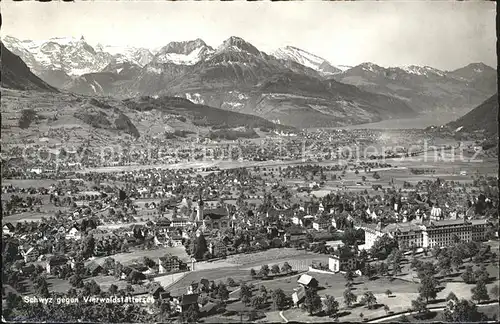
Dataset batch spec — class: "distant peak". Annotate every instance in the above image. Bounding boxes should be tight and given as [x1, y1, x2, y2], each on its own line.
[219, 36, 260, 55]
[160, 38, 210, 55]
[466, 62, 493, 71]
[225, 36, 246, 43]
[357, 62, 383, 72]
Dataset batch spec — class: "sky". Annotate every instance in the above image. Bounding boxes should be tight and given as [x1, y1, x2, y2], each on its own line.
[2, 1, 497, 70]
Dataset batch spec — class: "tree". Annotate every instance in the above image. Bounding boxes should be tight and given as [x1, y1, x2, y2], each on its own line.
[35, 276, 50, 298]
[342, 228, 358, 246]
[259, 264, 270, 277]
[392, 260, 402, 276]
[490, 284, 499, 300]
[443, 298, 487, 322]
[142, 257, 156, 269]
[70, 274, 84, 288]
[81, 234, 96, 259]
[323, 295, 339, 318]
[359, 313, 364, 321]
[400, 314, 410, 322]
[384, 305, 390, 314]
[226, 277, 235, 287]
[363, 263, 374, 279]
[83, 280, 101, 296]
[108, 284, 118, 295]
[437, 255, 452, 276]
[239, 283, 252, 305]
[251, 295, 264, 309]
[344, 269, 354, 282]
[102, 257, 116, 274]
[193, 234, 208, 260]
[432, 245, 442, 258]
[419, 275, 439, 303]
[271, 288, 287, 310]
[462, 265, 475, 284]
[218, 283, 229, 302]
[182, 305, 199, 323]
[281, 262, 292, 274]
[377, 262, 389, 276]
[446, 292, 458, 303]
[450, 247, 464, 271]
[259, 285, 268, 300]
[412, 297, 429, 315]
[385, 289, 392, 297]
[417, 261, 437, 279]
[474, 265, 489, 282]
[250, 268, 257, 277]
[370, 235, 398, 260]
[361, 291, 377, 309]
[304, 288, 322, 315]
[271, 264, 280, 275]
[343, 288, 357, 308]
[471, 279, 490, 303]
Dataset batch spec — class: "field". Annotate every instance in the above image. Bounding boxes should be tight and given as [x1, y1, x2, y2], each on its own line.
[165, 249, 327, 295]
[225, 248, 316, 266]
[1, 179, 60, 188]
[87, 246, 190, 266]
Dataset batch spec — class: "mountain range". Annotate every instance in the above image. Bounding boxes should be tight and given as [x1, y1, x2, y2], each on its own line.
[2, 35, 497, 128]
[0, 43, 296, 146]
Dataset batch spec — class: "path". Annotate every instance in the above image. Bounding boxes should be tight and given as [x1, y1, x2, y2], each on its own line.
[279, 311, 289, 323]
[367, 301, 499, 323]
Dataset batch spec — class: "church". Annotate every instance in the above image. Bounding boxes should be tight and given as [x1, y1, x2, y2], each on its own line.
[192, 195, 233, 231]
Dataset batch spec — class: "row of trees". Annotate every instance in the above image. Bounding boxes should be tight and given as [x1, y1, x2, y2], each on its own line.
[249, 262, 293, 278]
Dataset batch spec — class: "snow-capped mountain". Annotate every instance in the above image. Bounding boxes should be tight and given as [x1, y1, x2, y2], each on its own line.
[3, 34, 495, 128]
[401, 65, 446, 77]
[2, 35, 155, 76]
[96, 44, 154, 67]
[153, 39, 214, 65]
[2, 35, 113, 76]
[272, 46, 342, 75]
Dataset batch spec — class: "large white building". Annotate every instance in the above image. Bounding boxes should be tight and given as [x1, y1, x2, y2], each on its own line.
[357, 218, 490, 250]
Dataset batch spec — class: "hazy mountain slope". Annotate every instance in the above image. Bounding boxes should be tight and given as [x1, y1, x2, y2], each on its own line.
[334, 62, 497, 113]
[446, 93, 498, 136]
[0, 42, 58, 92]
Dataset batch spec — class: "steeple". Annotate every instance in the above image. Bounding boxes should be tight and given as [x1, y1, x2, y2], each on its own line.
[196, 189, 204, 221]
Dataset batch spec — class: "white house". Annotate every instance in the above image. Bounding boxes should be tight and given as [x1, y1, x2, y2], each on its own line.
[3, 223, 15, 235]
[65, 227, 82, 240]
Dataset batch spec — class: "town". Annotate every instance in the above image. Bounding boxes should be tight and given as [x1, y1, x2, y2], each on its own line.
[2, 1, 498, 323]
[2, 127, 499, 323]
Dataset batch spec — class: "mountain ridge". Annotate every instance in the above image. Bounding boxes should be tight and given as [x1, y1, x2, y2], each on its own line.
[3, 34, 495, 128]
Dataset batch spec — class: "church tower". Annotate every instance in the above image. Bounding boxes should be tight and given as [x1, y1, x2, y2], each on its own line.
[196, 192, 204, 222]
